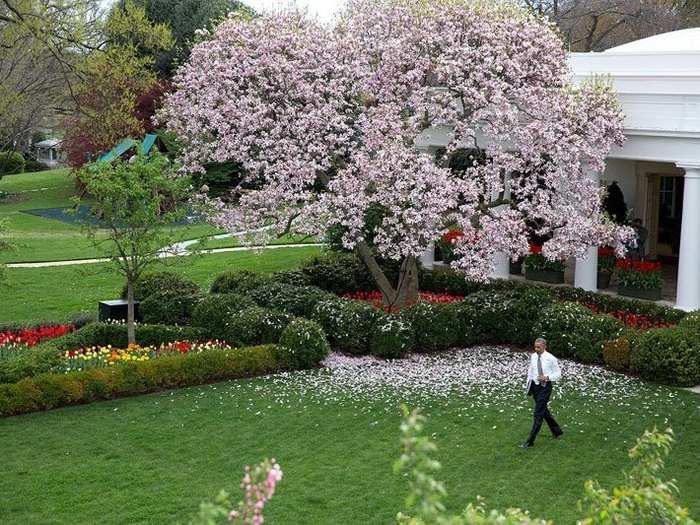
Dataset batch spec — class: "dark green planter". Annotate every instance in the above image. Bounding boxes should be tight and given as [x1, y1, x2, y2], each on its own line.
[525, 268, 565, 284]
[597, 271, 612, 289]
[618, 286, 662, 301]
[509, 261, 523, 275]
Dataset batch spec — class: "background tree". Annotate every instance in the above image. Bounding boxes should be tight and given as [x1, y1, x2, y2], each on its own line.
[163, 1, 633, 309]
[62, 0, 173, 167]
[0, 0, 103, 153]
[519, 0, 699, 52]
[126, 0, 255, 76]
[602, 181, 628, 225]
[77, 152, 190, 344]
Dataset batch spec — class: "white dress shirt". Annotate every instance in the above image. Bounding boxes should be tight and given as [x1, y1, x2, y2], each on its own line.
[525, 351, 562, 392]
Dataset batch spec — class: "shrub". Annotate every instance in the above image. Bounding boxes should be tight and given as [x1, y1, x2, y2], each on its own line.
[603, 336, 635, 372]
[0, 345, 286, 417]
[630, 328, 700, 386]
[370, 315, 415, 358]
[190, 294, 256, 340]
[678, 311, 700, 337]
[420, 270, 481, 296]
[450, 302, 480, 347]
[121, 271, 200, 301]
[248, 284, 335, 317]
[400, 301, 458, 353]
[312, 298, 380, 354]
[278, 319, 330, 369]
[300, 252, 368, 294]
[508, 287, 556, 347]
[0, 151, 25, 176]
[210, 270, 272, 295]
[273, 269, 311, 287]
[68, 311, 98, 329]
[226, 307, 295, 346]
[535, 302, 624, 363]
[140, 291, 201, 325]
[553, 284, 685, 324]
[0, 345, 64, 385]
[460, 290, 520, 345]
[52, 322, 205, 351]
[22, 158, 48, 173]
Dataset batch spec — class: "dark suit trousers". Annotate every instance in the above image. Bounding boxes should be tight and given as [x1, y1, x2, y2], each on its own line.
[526, 382, 562, 445]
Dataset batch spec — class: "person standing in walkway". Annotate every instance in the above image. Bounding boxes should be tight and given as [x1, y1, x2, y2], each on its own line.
[521, 337, 563, 448]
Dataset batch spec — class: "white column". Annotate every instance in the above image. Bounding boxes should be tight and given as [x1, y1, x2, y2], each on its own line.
[575, 246, 598, 291]
[420, 242, 435, 270]
[675, 164, 700, 311]
[490, 253, 510, 279]
[574, 168, 600, 291]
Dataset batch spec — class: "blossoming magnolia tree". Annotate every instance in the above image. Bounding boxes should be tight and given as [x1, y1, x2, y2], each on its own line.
[162, 0, 633, 308]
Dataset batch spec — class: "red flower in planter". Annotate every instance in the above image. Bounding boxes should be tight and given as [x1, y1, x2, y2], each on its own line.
[441, 229, 465, 245]
[616, 259, 661, 273]
[529, 244, 543, 255]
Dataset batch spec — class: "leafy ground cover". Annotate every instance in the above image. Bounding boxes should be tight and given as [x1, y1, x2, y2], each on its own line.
[1, 246, 322, 323]
[0, 347, 697, 524]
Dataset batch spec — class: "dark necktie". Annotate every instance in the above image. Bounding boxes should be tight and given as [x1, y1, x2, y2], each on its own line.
[537, 355, 543, 383]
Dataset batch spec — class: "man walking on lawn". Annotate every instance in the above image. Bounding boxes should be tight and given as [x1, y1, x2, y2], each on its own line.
[521, 337, 563, 448]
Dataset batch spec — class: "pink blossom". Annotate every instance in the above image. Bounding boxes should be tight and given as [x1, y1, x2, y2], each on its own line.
[162, 2, 632, 281]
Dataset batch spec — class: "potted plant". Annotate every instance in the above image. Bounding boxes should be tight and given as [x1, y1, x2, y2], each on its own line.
[597, 246, 616, 289]
[524, 244, 565, 284]
[436, 229, 464, 263]
[615, 259, 663, 300]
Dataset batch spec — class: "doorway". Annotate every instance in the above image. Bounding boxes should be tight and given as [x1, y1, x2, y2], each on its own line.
[657, 175, 684, 258]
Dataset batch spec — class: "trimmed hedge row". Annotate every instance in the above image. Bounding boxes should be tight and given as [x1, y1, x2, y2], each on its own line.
[0, 345, 287, 417]
[295, 253, 686, 324]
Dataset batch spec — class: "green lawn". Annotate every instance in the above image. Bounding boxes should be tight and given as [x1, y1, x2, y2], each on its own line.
[0, 357, 698, 525]
[0, 170, 219, 263]
[1, 245, 322, 323]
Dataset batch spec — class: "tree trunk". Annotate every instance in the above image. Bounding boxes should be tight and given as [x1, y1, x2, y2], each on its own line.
[355, 242, 420, 310]
[126, 280, 136, 345]
[394, 256, 419, 308]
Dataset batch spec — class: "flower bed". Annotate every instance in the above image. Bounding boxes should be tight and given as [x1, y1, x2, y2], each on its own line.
[583, 304, 673, 330]
[0, 324, 73, 349]
[61, 340, 232, 372]
[342, 290, 464, 310]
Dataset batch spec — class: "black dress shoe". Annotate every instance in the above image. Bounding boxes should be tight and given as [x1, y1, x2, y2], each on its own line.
[553, 432, 563, 439]
[519, 442, 533, 448]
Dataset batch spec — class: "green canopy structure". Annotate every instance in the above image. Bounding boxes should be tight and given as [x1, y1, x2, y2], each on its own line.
[97, 133, 162, 162]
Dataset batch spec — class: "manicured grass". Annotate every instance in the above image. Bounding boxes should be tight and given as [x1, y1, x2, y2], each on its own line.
[1, 245, 322, 323]
[0, 170, 219, 263]
[191, 233, 318, 251]
[0, 366, 697, 524]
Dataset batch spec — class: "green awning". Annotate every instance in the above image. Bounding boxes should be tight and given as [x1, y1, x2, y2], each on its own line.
[97, 139, 137, 162]
[141, 133, 158, 155]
